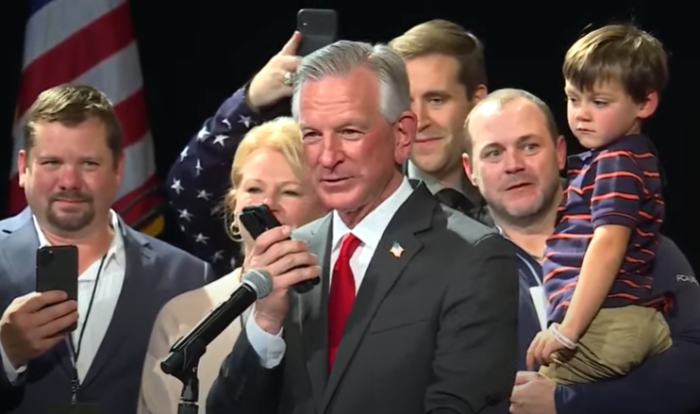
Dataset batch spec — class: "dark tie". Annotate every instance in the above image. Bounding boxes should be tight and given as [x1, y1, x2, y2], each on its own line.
[328, 233, 361, 371]
[435, 188, 475, 215]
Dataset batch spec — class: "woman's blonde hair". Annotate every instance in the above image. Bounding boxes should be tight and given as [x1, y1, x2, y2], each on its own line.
[223, 116, 306, 241]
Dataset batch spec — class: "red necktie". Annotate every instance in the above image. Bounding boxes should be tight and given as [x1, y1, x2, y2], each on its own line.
[328, 233, 361, 371]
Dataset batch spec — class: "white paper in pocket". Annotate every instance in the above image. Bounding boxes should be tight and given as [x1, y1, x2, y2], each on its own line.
[529, 286, 548, 330]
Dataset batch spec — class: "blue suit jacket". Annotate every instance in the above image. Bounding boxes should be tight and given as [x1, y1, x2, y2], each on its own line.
[0, 214, 215, 414]
[0, 208, 31, 239]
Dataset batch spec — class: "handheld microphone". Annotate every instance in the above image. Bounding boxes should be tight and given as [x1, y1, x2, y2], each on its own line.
[160, 268, 273, 375]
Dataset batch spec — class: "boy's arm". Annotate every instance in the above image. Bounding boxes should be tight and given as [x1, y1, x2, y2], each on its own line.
[555, 237, 700, 414]
[558, 226, 630, 341]
[558, 152, 644, 342]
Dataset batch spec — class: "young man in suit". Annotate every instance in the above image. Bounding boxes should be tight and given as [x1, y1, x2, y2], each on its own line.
[461, 88, 700, 414]
[389, 19, 490, 224]
[206, 41, 519, 414]
[0, 84, 213, 414]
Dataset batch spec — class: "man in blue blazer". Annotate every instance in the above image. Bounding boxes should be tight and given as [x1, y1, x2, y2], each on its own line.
[0, 84, 213, 414]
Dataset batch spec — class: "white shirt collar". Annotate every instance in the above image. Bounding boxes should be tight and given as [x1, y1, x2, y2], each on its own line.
[331, 177, 414, 251]
[32, 210, 124, 267]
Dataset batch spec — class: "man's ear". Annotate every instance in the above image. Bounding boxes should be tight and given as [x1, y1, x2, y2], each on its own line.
[462, 153, 478, 187]
[470, 84, 488, 104]
[555, 135, 567, 171]
[18, 150, 28, 188]
[114, 151, 125, 189]
[394, 110, 417, 164]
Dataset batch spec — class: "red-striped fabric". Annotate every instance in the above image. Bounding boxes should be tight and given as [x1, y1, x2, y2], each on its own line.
[8, 0, 163, 233]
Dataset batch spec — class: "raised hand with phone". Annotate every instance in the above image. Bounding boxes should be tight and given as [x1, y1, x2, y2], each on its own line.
[247, 9, 338, 113]
[167, 10, 339, 278]
[246, 32, 303, 113]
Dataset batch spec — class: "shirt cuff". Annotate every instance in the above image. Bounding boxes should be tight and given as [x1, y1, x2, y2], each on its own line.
[245, 309, 286, 369]
[0, 340, 27, 384]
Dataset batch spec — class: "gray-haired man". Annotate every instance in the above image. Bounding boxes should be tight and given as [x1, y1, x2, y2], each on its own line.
[206, 40, 519, 414]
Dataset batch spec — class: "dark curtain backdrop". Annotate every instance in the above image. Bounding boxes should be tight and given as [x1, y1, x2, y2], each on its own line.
[0, 2, 697, 270]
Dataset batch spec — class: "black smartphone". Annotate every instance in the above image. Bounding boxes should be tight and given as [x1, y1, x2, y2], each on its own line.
[297, 9, 338, 57]
[239, 204, 320, 293]
[36, 245, 78, 331]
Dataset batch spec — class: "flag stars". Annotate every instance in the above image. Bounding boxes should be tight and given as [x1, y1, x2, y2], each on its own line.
[179, 146, 189, 162]
[211, 250, 224, 263]
[170, 179, 184, 194]
[196, 126, 209, 141]
[239, 115, 252, 128]
[213, 134, 229, 146]
[195, 159, 203, 176]
[194, 233, 209, 244]
[178, 209, 193, 221]
[197, 189, 212, 200]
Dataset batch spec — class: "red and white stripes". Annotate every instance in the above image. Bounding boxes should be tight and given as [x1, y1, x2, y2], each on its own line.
[8, 0, 161, 228]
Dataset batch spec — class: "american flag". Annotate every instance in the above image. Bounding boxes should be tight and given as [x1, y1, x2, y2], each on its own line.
[7, 0, 164, 236]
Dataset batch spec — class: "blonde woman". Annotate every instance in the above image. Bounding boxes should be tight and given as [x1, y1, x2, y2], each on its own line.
[137, 117, 327, 414]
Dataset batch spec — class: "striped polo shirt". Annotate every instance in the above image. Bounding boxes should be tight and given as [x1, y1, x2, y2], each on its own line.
[542, 134, 667, 324]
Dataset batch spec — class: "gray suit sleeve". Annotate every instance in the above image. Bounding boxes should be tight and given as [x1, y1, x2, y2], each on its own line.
[425, 234, 519, 414]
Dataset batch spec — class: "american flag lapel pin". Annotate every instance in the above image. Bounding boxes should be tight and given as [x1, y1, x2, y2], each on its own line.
[389, 241, 404, 258]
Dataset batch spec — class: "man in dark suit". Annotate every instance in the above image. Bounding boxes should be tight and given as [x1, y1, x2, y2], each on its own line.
[206, 41, 519, 414]
[0, 84, 213, 414]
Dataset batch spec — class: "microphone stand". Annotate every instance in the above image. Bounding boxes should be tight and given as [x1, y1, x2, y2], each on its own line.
[163, 337, 207, 414]
[160, 269, 274, 414]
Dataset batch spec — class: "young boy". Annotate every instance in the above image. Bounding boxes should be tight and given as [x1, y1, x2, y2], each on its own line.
[527, 24, 673, 384]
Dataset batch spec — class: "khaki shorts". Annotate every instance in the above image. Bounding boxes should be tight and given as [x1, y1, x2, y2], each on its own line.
[539, 305, 672, 384]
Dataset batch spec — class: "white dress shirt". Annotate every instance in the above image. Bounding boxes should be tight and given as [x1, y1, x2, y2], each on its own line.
[246, 178, 415, 368]
[0, 211, 126, 384]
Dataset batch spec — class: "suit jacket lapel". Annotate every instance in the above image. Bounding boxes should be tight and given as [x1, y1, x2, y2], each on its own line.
[300, 215, 332, 411]
[1, 220, 39, 293]
[81, 225, 155, 388]
[321, 184, 437, 411]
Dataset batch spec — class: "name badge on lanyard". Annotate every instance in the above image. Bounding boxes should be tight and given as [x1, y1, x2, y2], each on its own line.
[529, 286, 548, 331]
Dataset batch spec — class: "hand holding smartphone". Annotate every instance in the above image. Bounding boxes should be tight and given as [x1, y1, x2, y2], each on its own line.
[36, 245, 79, 332]
[0, 246, 79, 368]
[238, 204, 320, 293]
